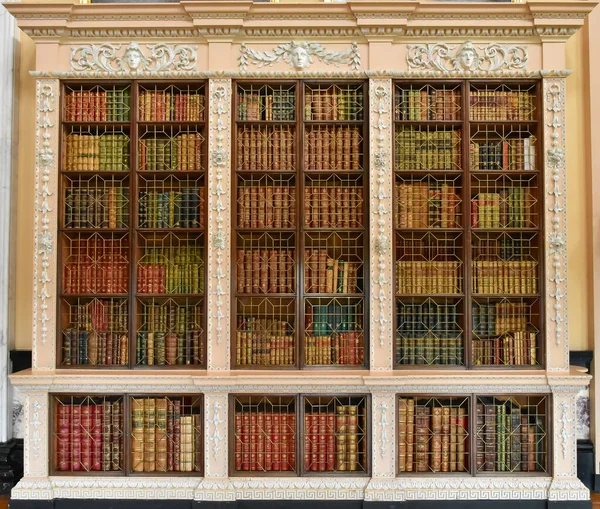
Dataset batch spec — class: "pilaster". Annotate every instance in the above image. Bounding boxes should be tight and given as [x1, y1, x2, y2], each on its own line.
[207, 79, 232, 371]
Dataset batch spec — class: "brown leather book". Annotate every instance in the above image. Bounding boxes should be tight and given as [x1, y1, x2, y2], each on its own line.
[131, 398, 145, 472]
[155, 398, 168, 472]
[415, 405, 430, 472]
[431, 406, 442, 472]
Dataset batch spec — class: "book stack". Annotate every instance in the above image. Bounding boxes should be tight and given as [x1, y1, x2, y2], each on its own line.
[398, 399, 468, 473]
[395, 129, 462, 171]
[304, 87, 363, 121]
[137, 301, 203, 366]
[234, 409, 296, 471]
[65, 89, 131, 122]
[305, 304, 363, 365]
[65, 133, 130, 172]
[473, 332, 537, 366]
[65, 186, 129, 229]
[237, 126, 295, 171]
[472, 260, 537, 294]
[304, 126, 361, 171]
[238, 89, 296, 121]
[138, 188, 204, 228]
[469, 90, 535, 121]
[131, 397, 202, 472]
[471, 188, 535, 228]
[304, 186, 363, 228]
[396, 261, 462, 294]
[62, 237, 129, 294]
[470, 138, 536, 171]
[396, 301, 463, 365]
[236, 248, 295, 294]
[55, 399, 123, 471]
[137, 246, 205, 295]
[138, 90, 205, 122]
[476, 400, 544, 472]
[236, 317, 295, 366]
[395, 183, 460, 228]
[237, 185, 296, 229]
[395, 88, 461, 121]
[139, 133, 203, 172]
[304, 404, 363, 472]
[305, 250, 360, 294]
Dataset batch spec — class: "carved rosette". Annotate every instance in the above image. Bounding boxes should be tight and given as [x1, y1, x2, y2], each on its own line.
[543, 77, 568, 371]
[207, 79, 232, 370]
[33, 79, 59, 370]
[367, 393, 395, 485]
[369, 79, 393, 370]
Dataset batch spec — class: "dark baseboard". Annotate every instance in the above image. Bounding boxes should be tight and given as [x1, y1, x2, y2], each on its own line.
[6, 500, 592, 509]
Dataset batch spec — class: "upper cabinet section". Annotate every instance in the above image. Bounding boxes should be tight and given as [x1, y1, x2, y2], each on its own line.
[4, 0, 596, 77]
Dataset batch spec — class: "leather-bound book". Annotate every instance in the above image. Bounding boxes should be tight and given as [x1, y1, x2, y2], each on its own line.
[441, 406, 451, 472]
[56, 403, 72, 471]
[173, 400, 181, 472]
[155, 398, 168, 472]
[144, 398, 156, 472]
[415, 405, 430, 472]
[91, 404, 102, 471]
[335, 407, 347, 471]
[80, 404, 93, 471]
[398, 398, 408, 472]
[131, 398, 145, 472]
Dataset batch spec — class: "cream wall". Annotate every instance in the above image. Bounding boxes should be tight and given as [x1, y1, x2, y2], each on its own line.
[11, 10, 597, 352]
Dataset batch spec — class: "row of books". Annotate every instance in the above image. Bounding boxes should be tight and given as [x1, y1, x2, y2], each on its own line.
[395, 129, 462, 172]
[65, 134, 130, 172]
[397, 302, 460, 339]
[234, 411, 296, 471]
[238, 90, 296, 121]
[237, 127, 295, 171]
[395, 88, 461, 121]
[236, 249, 295, 294]
[132, 398, 202, 472]
[65, 186, 129, 229]
[138, 91, 205, 122]
[476, 402, 543, 472]
[237, 186, 296, 229]
[236, 318, 295, 366]
[62, 330, 128, 366]
[472, 239, 528, 261]
[396, 261, 462, 295]
[473, 333, 537, 366]
[305, 88, 364, 121]
[65, 299, 128, 333]
[470, 139, 536, 171]
[304, 406, 365, 472]
[305, 333, 364, 366]
[135, 331, 202, 366]
[55, 401, 123, 471]
[306, 303, 361, 337]
[65, 89, 131, 122]
[305, 250, 361, 294]
[141, 301, 202, 336]
[139, 134, 203, 172]
[305, 126, 362, 171]
[471, 189, 535, 228]
[469, 91, 535, 122]
[472, 302, 530, 338]
[137, 247, 205, 295]
[305, 186, 363, 229]
[396, 337, 464, 366]
[395, 183, 460, 229]
[138, 189, 205, 229]
[472, 260, 537, 295]
[398, 399, 468, 473]
[63, 259, 129, 295]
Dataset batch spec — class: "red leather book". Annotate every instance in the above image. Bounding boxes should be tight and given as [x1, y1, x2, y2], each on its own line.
[304, 413, 311, 472]
[249, 413, 258, 471]
[71, 406, 82, 471]
[264, 413, 273, 471]
[91, 404, 102, 471]
[271, 413, 281, 471]
[56, 404, 72, 471]
[173, 400, 181, 472]
[318, 414, 327, 471]
[235, 413, 243, 471]
[80, 405, 92, 471]
[257, 412, 265, 471]
[241, 412, 250, 471]
[288, 412, 296, 471]
[310, 413, 318, 471]
[280, 411, 289, 471]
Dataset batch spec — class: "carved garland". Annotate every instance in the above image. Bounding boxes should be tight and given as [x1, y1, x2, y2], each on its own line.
[239, 41, 360, 71]
[34, 81, 57, 360]
[205, 396, 227, 478]
[370, 80, 392, 370]
[207, 80, 232, 370]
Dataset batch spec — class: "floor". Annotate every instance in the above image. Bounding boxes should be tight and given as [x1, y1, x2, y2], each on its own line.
[594, 492, 600, 507]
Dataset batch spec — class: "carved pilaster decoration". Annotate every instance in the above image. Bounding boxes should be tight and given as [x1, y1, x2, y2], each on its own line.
[369, 79, 393, 371]
[548, 387, 589, 501]
[407, 41, 528, 75]
[70, 42, 198, 76]
[543, 77, 569, 371]
[239, 41, 361, 71]
[367, 393, 395, 487]
[207, 79, 232, 371]
[22, 393, 47, 481]
[33, 80, 59, 370]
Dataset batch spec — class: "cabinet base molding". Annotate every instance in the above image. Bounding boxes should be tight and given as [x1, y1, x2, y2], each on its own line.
[9, 477, 590, 505]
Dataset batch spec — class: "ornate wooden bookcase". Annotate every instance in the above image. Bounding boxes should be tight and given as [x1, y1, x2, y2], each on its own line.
[5, 0, 596, 505]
